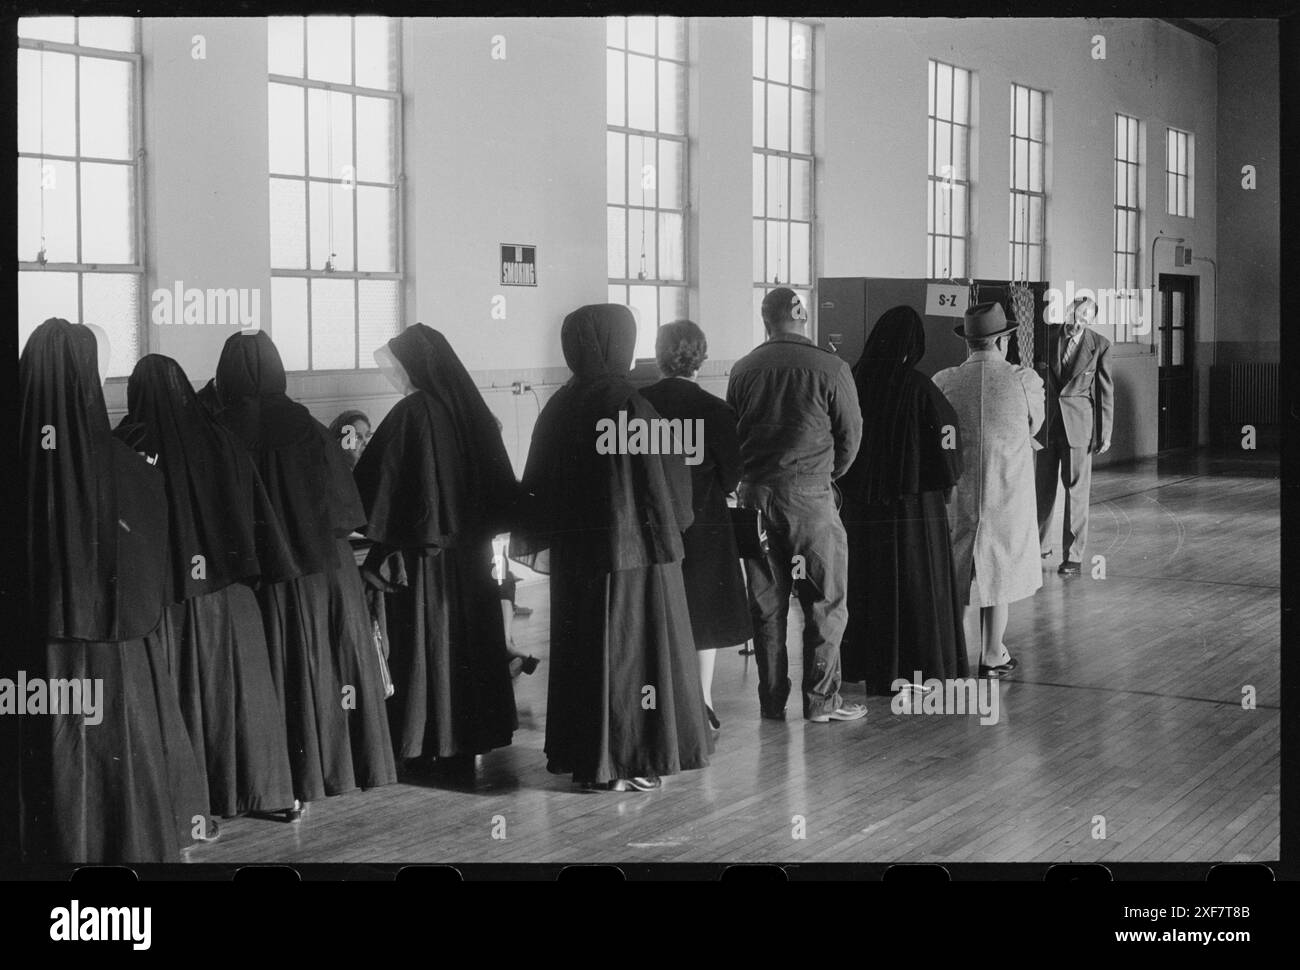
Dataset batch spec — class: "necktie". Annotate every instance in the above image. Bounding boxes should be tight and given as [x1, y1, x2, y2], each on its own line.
[1061, 332, 1078, 373]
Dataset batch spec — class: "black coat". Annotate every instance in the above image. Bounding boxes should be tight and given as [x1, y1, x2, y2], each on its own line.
[640, 378, 752, 650]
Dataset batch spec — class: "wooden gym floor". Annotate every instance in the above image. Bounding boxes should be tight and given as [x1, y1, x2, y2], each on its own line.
[189, 451, 1279, 865]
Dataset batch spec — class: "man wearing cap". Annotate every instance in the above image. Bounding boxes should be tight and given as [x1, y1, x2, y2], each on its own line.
[933, 303, 1045, 678]
[1036, 295, 1114, 577]
[727, 287, 866, 724]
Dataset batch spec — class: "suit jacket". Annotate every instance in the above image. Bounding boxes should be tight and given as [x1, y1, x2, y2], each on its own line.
[1038, 327, 1114, 451]
[933, 351, 1045, 608]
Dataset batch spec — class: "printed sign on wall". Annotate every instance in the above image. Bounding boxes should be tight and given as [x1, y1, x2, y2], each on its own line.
[501, 244, 537, 286]
[924, 283, 969, 317]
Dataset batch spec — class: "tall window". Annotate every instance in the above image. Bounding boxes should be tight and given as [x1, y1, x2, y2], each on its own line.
[267, 16, 402, 371]
[18, 17, 142, 378]
[927, 59, 972, 280]
[752, 16, 814, 335]
[1165, 127, 1193, 217]
[606, 16, 688, 360]
[1114, 113, 1142, 343]
[1009, 83, 1045, 281]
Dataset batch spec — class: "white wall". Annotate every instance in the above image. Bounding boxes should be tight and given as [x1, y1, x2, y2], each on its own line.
[118, 16, 1226, 465]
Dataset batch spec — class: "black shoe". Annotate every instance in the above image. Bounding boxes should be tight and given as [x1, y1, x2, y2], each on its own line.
[705, 705, 721, 731]
[760, 706, 786, 721]
[978, 655, 1020, 679]
[738, 645, 755, 656]
[1058, 560, 1081, 576]
[609, 776, 661, 792]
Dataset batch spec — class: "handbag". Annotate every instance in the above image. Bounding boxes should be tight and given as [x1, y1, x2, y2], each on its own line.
[728, 504, 770, 560]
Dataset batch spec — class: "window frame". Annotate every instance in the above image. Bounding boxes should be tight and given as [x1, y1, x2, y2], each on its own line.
[1008, 82, 1046, 282]
[926, 58, 972, 281]
[751, 15, 816, 313]
[17, 19, 146, 376]
[605, 15, 691, 349]
[1113, 112, 1142, 344]
[267, 16, 405, 373]
[1165, 126, 1194, 218]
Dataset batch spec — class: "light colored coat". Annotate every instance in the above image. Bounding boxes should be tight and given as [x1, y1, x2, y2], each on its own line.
[933, 350, 1045, 607]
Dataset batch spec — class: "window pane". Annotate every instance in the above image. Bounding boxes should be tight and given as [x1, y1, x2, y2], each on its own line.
[606, 49, 624, 127]
[607, 206, 627, 278]
[657, 139, 683, 209]
[309, 180, 355, 271]
[936, 122, 952, 178]
[753, 219, 765, 281]
[307, 88, 353, 180]
[1167, 172, 1176, 214]
[658, 211, 684, 280]
[752, 153, 765, 217]
[607, 17, 625, 49]
[790, 157, 811, 220]
[660, 286, 687, 327]
[950, 238, 966, 278]
[791, 88, 811, 155]
[268, 83, 305, 176]
[658, 18, 684, 61]
[790, 222, 810, 285]
[269, 178, 307, 269]
[354, 17, 396, 90]
[766, 17, 789, 84]
[78, 17, 136, 52]
[627, 207, 656, 279]
[658, 60, 684, 135]
[1128, 164, 1139, 208]
[355, 95, 395, 183]
[1013, 138, 1029, 190]
[19, 271, 79, 351]
[1029, 141, 1042, 192]
[936, 62, 952, 120]
[766, 220, 788, 284]
[627, 134, 655, 207]
[627, 54, 655, 130]
[1029, 194, 1043, 244]
[18, 17, 75, 43]
[766, 82, 789, 151]
[82, 272, 140, 377]
[1014, 86, 1029, 136]
[627, 285, 658, 358]
[753, 288, 765, 346]
[268, 17, 304, 77]
[271, 277, 309, 370]
[80, 163, 134, 263]
[18, 158, 77, 263]
[608, 284, 627, 307]
[311, 277, 356, 369]
[752, 17, 765, 77]
[356, 185, 396, 272]
[752, 79, 765, 147]
[951, 123, 968, 180]
[607, 131, 626, 204]
[626, 17, 655, 55]
[358, 279, 400, 365]
[18, 49, 76, 157]
[306, 17, 352, 85]
[1030, 89, 1044, 140]
[950, 184, 967, 236]
[766, 154, 788, 219]
[953, 67, 969, 124]
[791, 21, 812, 88]
[927, 181, 935, 234]
[79, 56, 132, 160]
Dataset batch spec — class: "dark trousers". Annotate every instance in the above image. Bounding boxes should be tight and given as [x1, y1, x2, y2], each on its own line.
[1036, 433, 1093, 563]
[738, 480, 846, 719]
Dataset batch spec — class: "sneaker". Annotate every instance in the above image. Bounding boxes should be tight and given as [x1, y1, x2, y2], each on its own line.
[609, 776, 661, 792]
[1058, 560, 1082, 576]
[808, 703, 868, 723]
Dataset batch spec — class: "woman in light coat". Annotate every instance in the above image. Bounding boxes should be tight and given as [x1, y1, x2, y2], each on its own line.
[932, 303, 1045, 678]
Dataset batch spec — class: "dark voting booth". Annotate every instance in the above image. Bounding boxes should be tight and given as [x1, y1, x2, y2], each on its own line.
[815, 277, 1051, 376]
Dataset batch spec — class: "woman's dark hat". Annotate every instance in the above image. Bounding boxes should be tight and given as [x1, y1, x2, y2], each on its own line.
[953, 301, 1017, 339]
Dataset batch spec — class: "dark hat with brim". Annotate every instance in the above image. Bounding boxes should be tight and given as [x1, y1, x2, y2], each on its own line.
[953, 301, 1017, 339]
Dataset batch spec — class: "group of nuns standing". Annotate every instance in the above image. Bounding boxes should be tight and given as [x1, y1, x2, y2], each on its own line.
[8, 299, 971, 864]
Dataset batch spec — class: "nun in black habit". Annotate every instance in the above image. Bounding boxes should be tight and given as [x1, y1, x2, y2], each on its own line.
[838, 306, 969, 695]
[114, 354, 297, 819]
[354, 324, 517, 767]
[13, 318, 208, 862]
[512, 305, 712, 791]
[213, 330, 396, 803]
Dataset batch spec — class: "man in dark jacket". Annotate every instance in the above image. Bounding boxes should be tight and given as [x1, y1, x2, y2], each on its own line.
[1036, 294, 1115, 576]
[727, 287, 866, 724]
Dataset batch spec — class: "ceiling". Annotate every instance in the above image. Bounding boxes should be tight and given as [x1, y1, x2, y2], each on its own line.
[1166, 18, 1238, 43]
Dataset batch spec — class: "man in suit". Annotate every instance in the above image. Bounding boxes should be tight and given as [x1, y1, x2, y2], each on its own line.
[1036, 294, 1115, 576]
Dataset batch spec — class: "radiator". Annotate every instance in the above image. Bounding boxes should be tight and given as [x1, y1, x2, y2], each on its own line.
[1211, 362, 1279, 432]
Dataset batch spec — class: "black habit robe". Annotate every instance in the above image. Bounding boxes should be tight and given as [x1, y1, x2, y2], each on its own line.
[13, 318, 207, 862]
[838, 307, 968, 693]
[354, 324, 518, 760]
[639, 377, 751, 651]
[512, 305, 712, 784]
[115, 354, 296, 818]
[214, 331, 396, 801]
